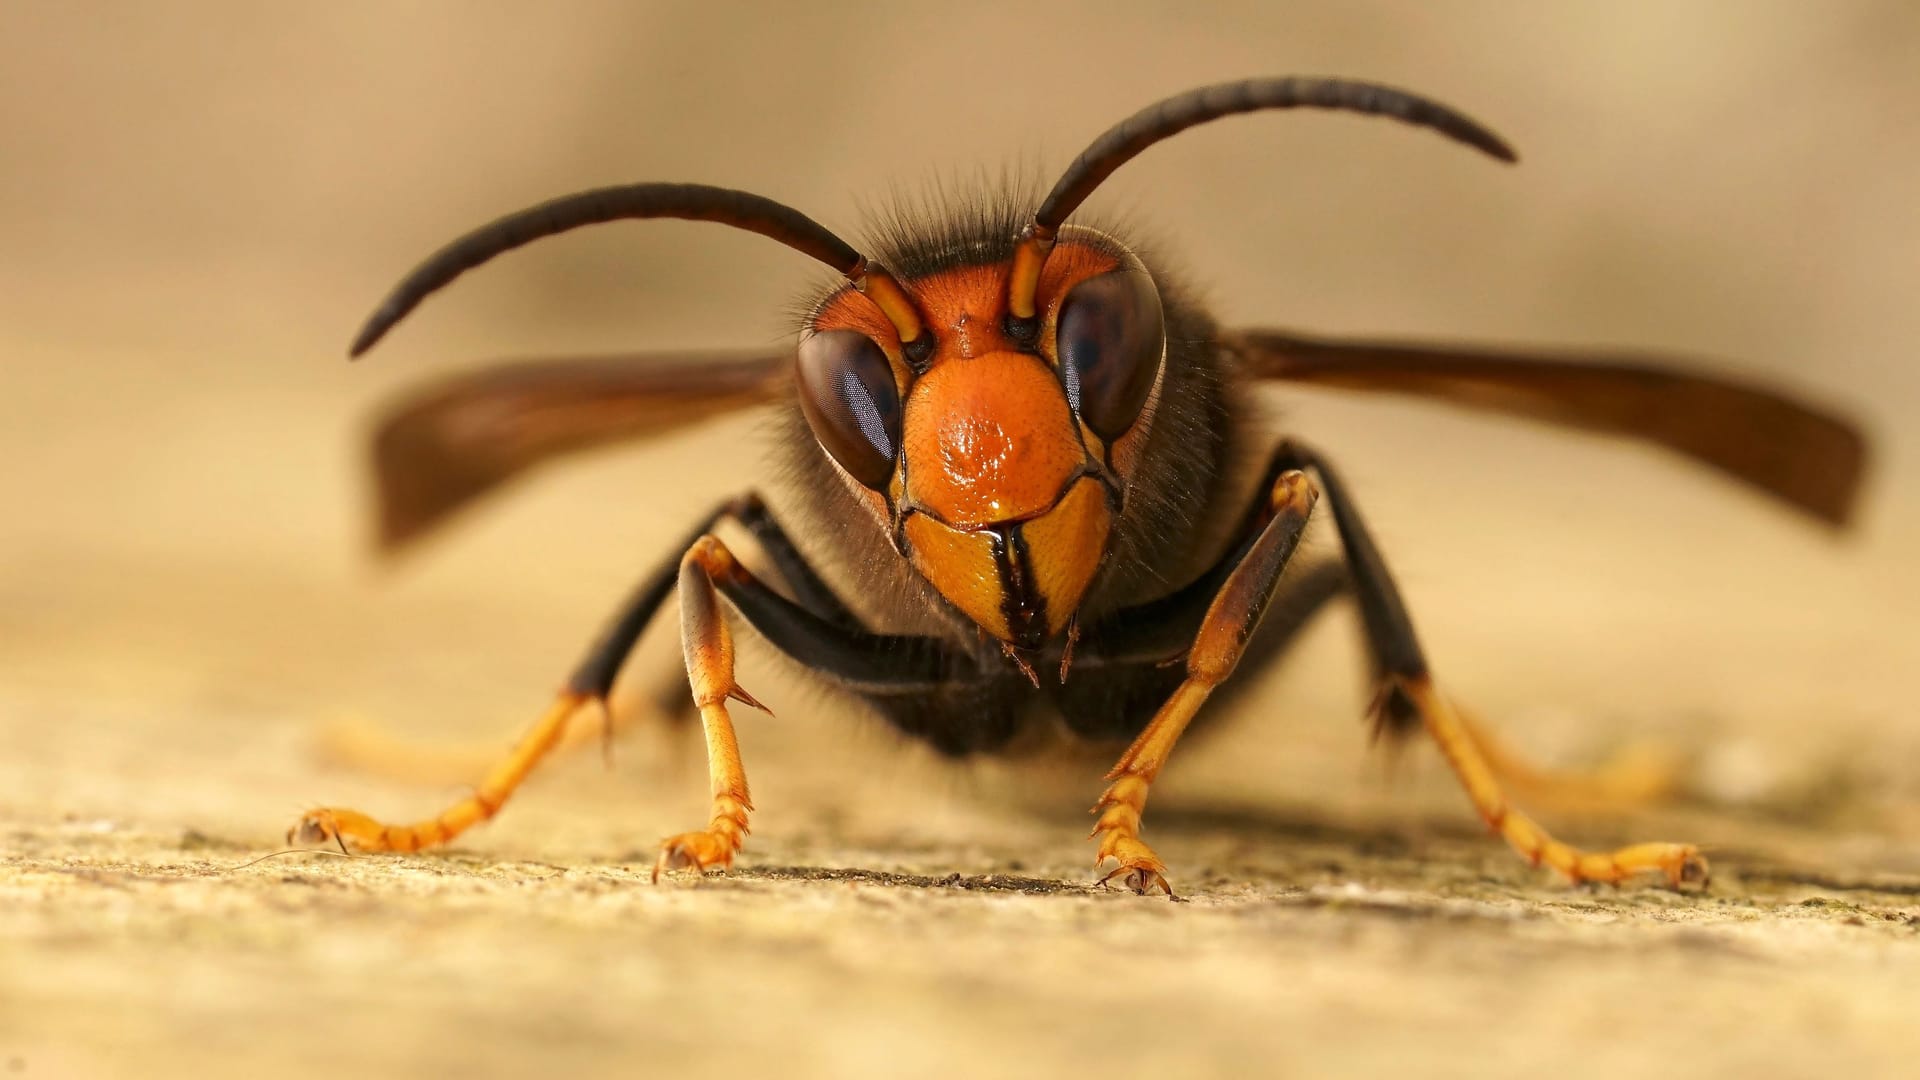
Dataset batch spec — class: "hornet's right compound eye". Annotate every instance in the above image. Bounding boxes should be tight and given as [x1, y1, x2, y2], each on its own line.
[796, 329, 902, 490]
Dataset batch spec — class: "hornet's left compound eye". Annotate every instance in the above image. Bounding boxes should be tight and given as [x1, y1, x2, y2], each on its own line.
[796, 329, 902, 490]
[1054, 268, 1165, 441]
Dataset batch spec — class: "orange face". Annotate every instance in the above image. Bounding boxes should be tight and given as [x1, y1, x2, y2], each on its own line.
[798, 233, 1167, 650]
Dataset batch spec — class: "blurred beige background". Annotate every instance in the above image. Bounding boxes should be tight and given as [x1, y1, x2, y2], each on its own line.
[2, 4, 1918, 1078]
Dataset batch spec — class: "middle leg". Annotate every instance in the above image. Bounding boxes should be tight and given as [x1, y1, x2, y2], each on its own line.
[313, 491, 872, 788]
[1272, 440, 1707, 888]
[290, 493, 965, 869]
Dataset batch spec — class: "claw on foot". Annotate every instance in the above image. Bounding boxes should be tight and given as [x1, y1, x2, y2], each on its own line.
[1096, 858, 1175, 899]
[288, 807, 374, 854]
[649, 789, 751, 884]
[1089, 773, 1179, 898]
[1091, 819, 1177, 899]
[650, 826, 743, 882]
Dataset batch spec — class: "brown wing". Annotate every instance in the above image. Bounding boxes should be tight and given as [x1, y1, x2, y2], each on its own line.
[371, 350, 790, 553]
[1225, 329, 1868, 527]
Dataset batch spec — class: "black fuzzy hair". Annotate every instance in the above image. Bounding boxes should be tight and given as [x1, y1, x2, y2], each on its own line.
[857, 170, 1038, 282]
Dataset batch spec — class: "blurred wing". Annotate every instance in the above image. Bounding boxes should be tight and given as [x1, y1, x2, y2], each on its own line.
[1226, 329, 1868, 527]
[372, 350, 789, 553]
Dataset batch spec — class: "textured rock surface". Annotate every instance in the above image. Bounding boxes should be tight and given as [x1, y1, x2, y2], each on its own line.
[6, 794, 1920, 1079]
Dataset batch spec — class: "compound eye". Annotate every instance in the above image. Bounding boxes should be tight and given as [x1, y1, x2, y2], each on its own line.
[796, 329, 901, 489]
[1055, 269, 1165, 441]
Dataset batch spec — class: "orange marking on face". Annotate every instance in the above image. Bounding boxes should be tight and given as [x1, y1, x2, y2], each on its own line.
[904, 351, 1082, 529]
[902, 514, 1008, 639]
[1020, 477, 1110, 635]
[901, 474, 1114, 643]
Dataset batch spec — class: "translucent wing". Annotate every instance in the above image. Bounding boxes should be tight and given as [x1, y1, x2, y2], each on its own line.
[1227, 329, 1867, 526]
[371, 350, 789, 552]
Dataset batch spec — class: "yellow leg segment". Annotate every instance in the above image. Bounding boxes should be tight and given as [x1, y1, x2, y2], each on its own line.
[651, 535, 764, 881]
[290, 532, 767, 872]
[286, 503, 771, 864]
[1401, 674, 1708, 888]
[1091, 470, 1320, 899]
[313, 702, 617, 790]
[1091, 681, 1214, 897]
[289, 693, 584, 853]
[1456, 704, 1682, 815]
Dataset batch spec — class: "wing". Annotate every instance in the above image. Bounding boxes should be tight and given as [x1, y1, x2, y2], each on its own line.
[1225, 329, 1868, 527]
[370, 350, 790, 553]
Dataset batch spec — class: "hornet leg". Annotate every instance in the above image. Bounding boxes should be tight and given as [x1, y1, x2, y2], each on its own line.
[289, 493, 960, 868]
[1273, 440, 1706, 888]
[1088, 470, 1319, 897]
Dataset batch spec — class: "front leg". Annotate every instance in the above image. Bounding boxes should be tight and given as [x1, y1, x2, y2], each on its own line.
[654, 528, 967, 876]
[1090, 470, 1320, 897]
[652, 535, 763, 879]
